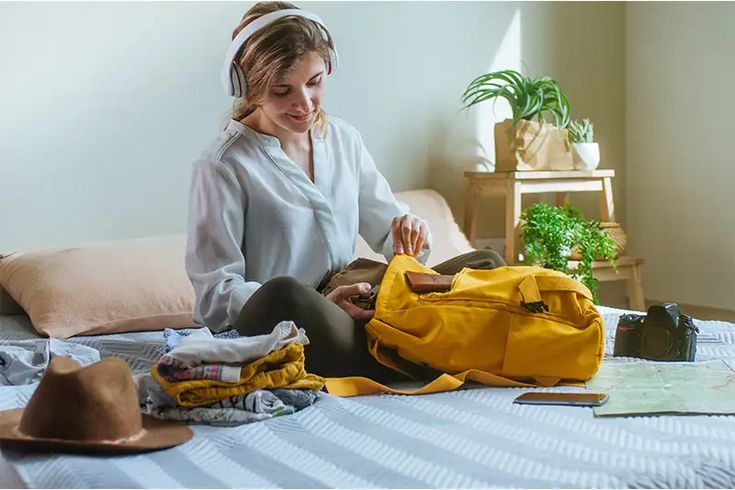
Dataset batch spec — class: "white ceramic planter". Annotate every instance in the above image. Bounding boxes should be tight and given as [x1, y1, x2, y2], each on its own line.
[572, 142, 600, 170]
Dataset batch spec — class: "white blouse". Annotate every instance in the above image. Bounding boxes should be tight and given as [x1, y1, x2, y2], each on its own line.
[185, 116, 431, 331]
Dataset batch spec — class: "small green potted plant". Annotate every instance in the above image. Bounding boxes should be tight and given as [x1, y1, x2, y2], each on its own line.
[568, 118, 600, 170]
[460, 69, 573, 171]
[520, 202, 617, 303]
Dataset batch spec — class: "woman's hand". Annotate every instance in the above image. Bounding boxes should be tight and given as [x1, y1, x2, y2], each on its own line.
[325, 282, 375, 321]
[391, 214, 428, 257]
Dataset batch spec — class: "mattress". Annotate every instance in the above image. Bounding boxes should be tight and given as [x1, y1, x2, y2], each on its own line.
[1, 307, 735, 488]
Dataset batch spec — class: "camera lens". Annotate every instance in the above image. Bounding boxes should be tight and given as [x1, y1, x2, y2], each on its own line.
[641, 325, 674, 359]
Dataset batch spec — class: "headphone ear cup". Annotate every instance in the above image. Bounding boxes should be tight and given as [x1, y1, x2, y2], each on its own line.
[319, 26, 338, 75]
[231, 64, 247, 98]
[328, 50, 338, 75]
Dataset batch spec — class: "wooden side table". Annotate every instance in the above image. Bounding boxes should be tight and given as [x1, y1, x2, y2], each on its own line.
[569, 256, 646, 311]
[463, 169, 646, 311]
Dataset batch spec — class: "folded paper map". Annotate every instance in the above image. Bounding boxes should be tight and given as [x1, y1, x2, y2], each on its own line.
[587, 359, 735, 417]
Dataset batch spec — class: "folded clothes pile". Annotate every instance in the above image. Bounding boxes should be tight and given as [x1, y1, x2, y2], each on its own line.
[137, 321, 325, 426]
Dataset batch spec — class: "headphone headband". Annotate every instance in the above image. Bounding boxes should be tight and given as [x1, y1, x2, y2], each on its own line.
[221, 9, 339, 98]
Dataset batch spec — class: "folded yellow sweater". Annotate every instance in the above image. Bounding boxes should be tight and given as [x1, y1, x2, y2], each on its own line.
[151, 343, 325, 407]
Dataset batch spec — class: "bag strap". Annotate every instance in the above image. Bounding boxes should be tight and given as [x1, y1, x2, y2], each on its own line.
[324, 369, 536, 397]
[329, 332, 562, 396]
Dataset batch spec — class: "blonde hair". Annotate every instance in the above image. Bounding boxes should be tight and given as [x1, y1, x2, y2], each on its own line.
[229, 1, 332, 137]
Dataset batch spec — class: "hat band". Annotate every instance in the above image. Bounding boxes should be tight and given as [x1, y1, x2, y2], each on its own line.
[13, 426, 148, 445]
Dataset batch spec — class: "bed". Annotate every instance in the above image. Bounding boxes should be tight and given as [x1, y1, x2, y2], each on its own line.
[2, 190, 734, 488]
[2, 307, 735, 488]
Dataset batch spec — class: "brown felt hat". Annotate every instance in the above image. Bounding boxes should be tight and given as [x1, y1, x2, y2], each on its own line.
[0, 356, 193, 454]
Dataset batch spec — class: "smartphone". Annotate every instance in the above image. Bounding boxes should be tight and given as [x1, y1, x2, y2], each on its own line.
[513, 392, 609, 407]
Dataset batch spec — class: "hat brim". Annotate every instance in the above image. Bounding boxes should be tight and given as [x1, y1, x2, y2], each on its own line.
[0, 409, 193, 454]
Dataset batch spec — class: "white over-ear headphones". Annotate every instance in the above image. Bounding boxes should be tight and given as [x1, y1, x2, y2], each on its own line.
[221, 8, 339, 98]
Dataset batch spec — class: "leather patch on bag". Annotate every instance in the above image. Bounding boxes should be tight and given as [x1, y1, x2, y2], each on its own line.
[404, 271, 454, 293]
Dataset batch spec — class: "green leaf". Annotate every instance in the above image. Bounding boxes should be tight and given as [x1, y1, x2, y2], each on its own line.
[520, 202, 617, 303]
[460, 69, 572, 131]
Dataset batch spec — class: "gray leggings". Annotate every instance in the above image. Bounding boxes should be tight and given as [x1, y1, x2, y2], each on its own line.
[233, 250, 505, 380]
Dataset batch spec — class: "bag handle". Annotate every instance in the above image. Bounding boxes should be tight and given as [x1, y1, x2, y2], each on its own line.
[519, 274, 592, 301]
[517, 273, 592, 313]
[535, 274, 592, 299]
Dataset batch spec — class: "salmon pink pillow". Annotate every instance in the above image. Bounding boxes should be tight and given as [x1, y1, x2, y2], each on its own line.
[0, 235, 195, 338]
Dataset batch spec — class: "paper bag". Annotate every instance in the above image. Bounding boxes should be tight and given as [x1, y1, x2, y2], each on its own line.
[494, 119, 574, 171]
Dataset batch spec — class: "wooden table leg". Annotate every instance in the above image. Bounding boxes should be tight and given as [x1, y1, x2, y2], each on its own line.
[627, 263, 646, 311]
[556, 192, 570, 207]
[464, 183, 481, 247]
[505, 180, 522, 265]
[599, 177, 615, 222]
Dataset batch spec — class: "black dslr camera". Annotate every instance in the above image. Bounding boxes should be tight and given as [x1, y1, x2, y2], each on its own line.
[613, 303, 699, 361]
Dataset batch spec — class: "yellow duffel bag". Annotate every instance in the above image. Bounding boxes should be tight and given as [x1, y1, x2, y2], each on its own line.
[325, 254, 604, 396]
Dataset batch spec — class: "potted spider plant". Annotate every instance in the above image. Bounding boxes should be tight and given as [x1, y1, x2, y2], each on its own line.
[461, 69, 574, 171]
[520, 202, 617, 303]
[568, 118, 600, 170]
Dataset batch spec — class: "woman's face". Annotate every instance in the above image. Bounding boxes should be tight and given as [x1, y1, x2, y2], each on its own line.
[259, 51, 326, 135]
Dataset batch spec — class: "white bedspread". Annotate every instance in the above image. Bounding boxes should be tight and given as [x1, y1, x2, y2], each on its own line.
[1, 307, 735, 488]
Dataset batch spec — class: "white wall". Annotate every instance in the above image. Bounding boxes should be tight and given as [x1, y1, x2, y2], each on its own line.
[1, 2, 245, 250]
[0, 1, 500, 250]
[0, 1, 625, 254]
[626, 2, 735, 310]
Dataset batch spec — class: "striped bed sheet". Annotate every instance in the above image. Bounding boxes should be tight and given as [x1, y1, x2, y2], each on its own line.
[1, 306, 735, 488]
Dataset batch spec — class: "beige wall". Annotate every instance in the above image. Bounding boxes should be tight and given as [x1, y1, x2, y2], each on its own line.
[423, 1, 628, 306]
[626, 2, 735, 311]
[428, 1, 627, 240]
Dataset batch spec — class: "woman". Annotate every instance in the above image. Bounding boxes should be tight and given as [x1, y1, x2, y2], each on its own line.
[186, 2, 503, 379]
